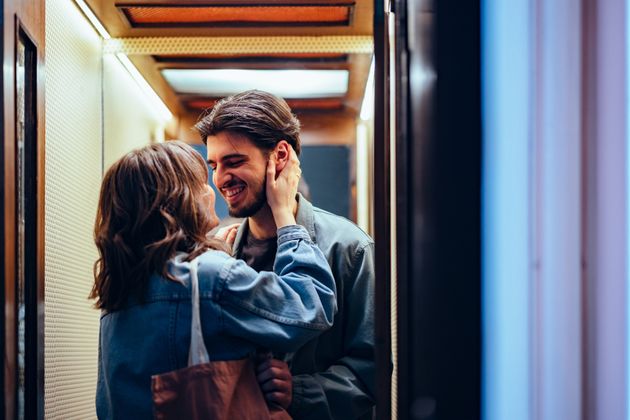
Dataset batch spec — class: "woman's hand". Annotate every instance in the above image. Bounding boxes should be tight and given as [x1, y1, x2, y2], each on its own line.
[214, 223, 240, 248]
[266, 147, 301, 228]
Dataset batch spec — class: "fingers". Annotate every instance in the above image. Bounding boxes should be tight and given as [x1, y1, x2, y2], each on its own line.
[256, 357, 288, 373]
[266, 146, 300, 227]
[282, 149, 299, 175]
[267, 153, 277, 183]
[255, 358, 292, 409]
[214, 223, 240, 242]
[257, 366, 290, 384]
[215, 227, 229, 241]
[264, 392, 288, 405]
[226, 227, 237, 246]
[288, 148, 301, 182]
[287, 146, 299, 164]
[268, 147, 301, 186]
[259, 378, 290, 393]
[256, 359, 291, 384]
[276, 154, 300, 191]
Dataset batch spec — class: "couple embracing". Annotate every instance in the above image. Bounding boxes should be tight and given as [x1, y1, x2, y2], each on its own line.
[93, 90, 375, 420]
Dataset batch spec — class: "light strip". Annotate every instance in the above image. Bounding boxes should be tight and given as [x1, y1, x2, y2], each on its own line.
[73, 0, 172, 122]
[73, 0, 111, 40]
[116, 54, 172, 121]
[356, 123, 369, 232]
[360, 57, 375, 121]
[626, 0, 630, 416]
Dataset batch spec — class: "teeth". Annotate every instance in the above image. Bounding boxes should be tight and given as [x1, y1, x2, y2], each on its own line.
[224, 186, 244, 198]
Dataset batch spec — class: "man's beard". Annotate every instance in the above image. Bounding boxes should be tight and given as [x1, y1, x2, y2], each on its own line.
[227, 172, 267, 218]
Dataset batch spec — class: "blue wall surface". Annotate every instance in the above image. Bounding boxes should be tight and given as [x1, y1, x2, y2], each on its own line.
[190, 143, 350, 221]
[300, 145, 350, 219]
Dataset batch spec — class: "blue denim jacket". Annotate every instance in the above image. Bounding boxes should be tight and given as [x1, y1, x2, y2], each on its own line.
[96, 225, 336, 420]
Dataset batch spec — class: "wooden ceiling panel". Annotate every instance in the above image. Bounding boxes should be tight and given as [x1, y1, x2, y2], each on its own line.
[86, 0, 372, 36]
[152, 53, 349, 64]
[118, 4, 354, 28]
[151, 52, 350, 71]
[91, 0, 373, 125]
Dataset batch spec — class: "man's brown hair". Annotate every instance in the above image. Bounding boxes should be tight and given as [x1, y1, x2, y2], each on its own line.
[90, 141, 229, 311]
[194, 90, 301, 155]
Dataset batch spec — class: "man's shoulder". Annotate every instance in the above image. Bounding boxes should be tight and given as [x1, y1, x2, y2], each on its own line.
[310, 205, 374, 252]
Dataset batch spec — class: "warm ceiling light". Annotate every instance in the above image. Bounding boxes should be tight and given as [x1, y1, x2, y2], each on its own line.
[161, 69, 349, 98]
[118, 4, 353, 27]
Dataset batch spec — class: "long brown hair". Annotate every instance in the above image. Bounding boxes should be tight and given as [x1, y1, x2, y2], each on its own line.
[90, 141, 229, 311]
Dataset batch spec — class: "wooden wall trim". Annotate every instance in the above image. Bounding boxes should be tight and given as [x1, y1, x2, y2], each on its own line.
[3, 1, 45, 418]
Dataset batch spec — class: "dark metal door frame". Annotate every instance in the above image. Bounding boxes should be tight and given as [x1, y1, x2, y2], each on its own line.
[373, 0, 392, 418]
[389, 0, 483, 418]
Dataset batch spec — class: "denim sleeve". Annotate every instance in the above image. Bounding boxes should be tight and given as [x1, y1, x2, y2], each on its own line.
[289, 242, 376, 420]
[215, 225, 337, 353]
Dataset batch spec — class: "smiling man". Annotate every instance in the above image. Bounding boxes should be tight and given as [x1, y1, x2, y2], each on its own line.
[195, 90, 376, 420]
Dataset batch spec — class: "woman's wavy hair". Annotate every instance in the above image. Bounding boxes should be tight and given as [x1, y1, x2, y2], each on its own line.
[90, 141, 229, 311]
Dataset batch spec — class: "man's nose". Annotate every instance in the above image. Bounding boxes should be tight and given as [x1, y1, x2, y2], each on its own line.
[213, 165, 231, 187]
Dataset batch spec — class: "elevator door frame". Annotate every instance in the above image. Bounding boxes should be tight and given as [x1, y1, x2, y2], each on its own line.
[388, 0, 483, 418]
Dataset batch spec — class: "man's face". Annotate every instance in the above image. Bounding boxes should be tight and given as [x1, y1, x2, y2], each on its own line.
[206, 131, 268, 218]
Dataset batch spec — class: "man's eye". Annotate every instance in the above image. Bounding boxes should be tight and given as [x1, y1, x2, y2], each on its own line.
[227, 160, 244, 167]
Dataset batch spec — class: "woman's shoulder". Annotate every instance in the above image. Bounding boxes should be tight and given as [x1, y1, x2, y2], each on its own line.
[196, 248, 234, 273]
[140, 250, 234, 301]
[169, 249, 233, 273]
[188, 249, 239, 302]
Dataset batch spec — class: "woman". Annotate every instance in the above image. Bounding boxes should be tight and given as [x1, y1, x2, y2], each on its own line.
[91, 141, 336, 419]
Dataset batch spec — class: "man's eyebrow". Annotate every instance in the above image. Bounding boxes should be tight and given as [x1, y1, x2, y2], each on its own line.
[206, 153, 247, 165]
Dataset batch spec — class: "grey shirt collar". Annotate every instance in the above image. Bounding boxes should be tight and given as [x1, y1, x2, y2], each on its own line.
[232, 193, 316, 255]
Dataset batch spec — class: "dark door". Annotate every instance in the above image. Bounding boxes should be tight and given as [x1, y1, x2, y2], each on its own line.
[394, 0, 482, 418]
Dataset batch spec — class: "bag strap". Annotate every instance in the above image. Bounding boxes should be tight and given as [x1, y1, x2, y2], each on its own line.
[188, 256, 211, 366]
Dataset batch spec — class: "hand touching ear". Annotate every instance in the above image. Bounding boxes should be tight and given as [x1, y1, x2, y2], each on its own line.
[272, 141, 291, 176]
[266, 146, 301, 228]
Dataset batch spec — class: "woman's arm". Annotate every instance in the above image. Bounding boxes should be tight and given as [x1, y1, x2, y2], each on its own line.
[208, 224, 337, 352]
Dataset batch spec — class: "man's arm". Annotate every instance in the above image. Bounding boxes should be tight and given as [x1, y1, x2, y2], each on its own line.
[289, 242, 376, 419]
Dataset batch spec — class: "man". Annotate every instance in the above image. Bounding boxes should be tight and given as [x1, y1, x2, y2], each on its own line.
[196, 90, 375, 419]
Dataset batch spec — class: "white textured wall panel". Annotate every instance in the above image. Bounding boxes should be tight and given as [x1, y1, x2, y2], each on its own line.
[103, 54, 163, 169]
[44, 0, 102, 418]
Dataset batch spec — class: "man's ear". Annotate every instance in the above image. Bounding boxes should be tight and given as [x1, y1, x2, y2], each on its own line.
[273, 141, 291, 174]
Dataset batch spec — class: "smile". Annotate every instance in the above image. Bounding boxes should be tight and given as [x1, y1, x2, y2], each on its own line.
[225, 187, 245, 197]
[224, 186, 245, 198]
